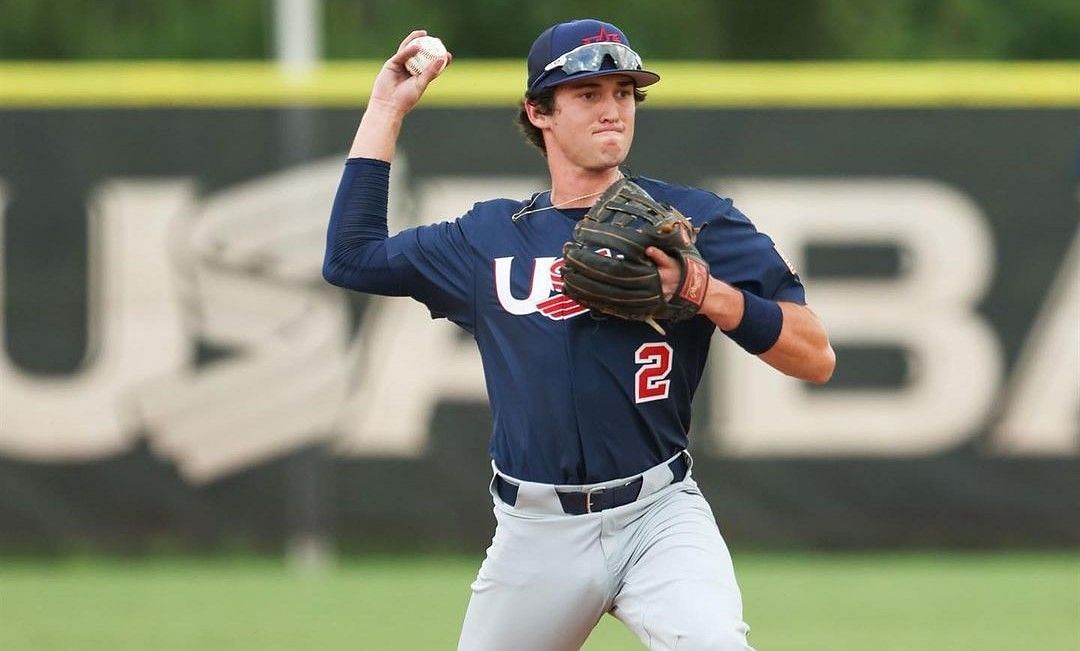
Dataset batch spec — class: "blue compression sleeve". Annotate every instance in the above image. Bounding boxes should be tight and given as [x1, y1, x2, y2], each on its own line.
[322, 157, 402, 294]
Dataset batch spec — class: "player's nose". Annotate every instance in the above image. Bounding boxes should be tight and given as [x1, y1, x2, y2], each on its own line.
[598, 95, 621, 123]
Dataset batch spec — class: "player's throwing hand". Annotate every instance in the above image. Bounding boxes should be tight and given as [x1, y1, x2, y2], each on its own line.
[369, 30, 452, 117]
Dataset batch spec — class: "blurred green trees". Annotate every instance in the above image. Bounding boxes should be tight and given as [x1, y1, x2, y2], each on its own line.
[3, 0, 1078, 59]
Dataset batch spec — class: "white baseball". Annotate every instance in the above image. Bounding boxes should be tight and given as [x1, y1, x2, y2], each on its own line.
[405, 36, 447, 76]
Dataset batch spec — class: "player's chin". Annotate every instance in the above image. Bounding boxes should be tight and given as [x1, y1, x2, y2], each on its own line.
[591, 143, 629, 166]
[584, 154, 626, 173]
[606, 151, 630, 169]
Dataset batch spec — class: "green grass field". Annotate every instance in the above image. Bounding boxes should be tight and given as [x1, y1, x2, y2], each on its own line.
[2, 552, 1077, 650]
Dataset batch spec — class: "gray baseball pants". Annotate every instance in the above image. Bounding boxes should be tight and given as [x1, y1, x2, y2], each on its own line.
[458, 453, 754, 651]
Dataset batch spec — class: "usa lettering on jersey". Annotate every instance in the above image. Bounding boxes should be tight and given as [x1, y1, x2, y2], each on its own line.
[494, 250, 614, 321]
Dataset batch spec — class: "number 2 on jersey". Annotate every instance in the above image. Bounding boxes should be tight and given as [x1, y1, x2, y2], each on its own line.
[634, 343, 673, 403]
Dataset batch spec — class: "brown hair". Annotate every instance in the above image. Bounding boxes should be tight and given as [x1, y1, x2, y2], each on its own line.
[515, 86, 647, 155]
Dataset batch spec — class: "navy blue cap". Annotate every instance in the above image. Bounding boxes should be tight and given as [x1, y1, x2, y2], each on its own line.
[526, 19, 660, 94]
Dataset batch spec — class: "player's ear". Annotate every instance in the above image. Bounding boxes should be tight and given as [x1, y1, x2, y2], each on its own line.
[524, 99, 550, 129]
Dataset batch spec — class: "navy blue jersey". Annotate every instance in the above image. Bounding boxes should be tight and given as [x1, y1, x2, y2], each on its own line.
[326, 159, 804, 484]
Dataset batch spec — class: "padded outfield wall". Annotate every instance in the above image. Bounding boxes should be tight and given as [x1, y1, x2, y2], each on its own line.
[0, 63, 1078, 551]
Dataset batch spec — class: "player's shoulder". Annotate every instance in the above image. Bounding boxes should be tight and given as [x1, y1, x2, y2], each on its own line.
[444, 195, 544, 252]
[632, 176, 719, 203]
[458, 196, 535, 226]
[468, 196, 530, 215]
[631, 176, 743, 226]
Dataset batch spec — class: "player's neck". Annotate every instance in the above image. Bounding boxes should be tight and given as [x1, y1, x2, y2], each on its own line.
[548, 166, 623, 209]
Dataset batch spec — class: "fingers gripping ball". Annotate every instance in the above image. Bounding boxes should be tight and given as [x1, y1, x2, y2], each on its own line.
[405, 36, 448, 76]
[561, 179, 710, 329]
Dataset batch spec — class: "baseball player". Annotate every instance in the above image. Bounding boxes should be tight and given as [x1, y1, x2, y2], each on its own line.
[324, 19, 835, 651]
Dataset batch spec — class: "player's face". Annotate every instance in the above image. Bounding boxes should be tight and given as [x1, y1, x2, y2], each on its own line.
[545, 75, 636, 172]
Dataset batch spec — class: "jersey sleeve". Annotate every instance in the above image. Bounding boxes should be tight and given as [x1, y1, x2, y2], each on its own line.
[384, 218, 476, 324]
[694, 198, 806, 305]
[322, 157, 476, 327]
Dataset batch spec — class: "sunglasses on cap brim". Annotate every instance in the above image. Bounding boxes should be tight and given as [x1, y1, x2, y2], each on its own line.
[543, 42, 645, 77]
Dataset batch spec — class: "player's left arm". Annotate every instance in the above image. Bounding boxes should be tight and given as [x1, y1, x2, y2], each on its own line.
[647, 247, 836, 384]
[698, 275, 834, 384]
[757, 302, 834, 384]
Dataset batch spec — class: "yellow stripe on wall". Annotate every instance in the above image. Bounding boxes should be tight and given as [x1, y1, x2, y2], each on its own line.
[1, 61, 1077, 107]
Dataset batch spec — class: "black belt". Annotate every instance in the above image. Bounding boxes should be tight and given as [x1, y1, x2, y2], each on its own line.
[495, 454, 689, 515]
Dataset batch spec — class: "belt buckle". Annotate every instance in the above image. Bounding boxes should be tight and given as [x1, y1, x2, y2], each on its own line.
[585, 486, 606, 514]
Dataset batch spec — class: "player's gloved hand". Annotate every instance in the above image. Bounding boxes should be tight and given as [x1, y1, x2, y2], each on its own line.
[560, 179, 711, 332]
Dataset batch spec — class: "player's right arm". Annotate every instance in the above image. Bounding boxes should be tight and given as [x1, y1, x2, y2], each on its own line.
[323, 32, 471, 323]
[349, 30, 450, 162]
